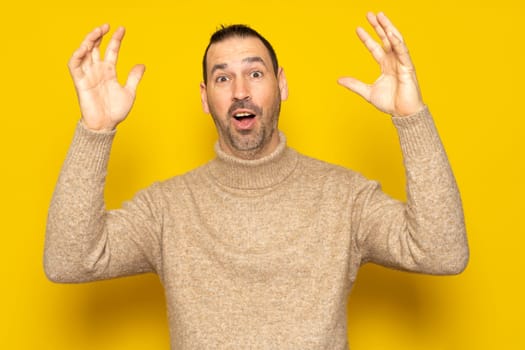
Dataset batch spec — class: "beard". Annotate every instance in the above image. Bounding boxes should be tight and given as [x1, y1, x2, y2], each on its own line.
[210, 93, 282, 158]
[227, 124, 268, 152]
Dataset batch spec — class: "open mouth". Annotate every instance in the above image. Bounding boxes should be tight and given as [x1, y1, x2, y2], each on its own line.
[233, 112, 256, 121]
[232, 111, 257, 130]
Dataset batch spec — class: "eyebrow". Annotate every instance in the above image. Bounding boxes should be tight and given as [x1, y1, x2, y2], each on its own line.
[210, 56, 267, 77]
[242, 56, 266, 66]
[210, 63, 228, 77]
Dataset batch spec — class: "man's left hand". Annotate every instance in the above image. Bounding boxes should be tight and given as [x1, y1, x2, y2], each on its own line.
[338, 12, 425, 117]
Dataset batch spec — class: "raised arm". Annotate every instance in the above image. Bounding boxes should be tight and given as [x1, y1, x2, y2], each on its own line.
[44, 26, 159, 283]
[341, 13, 469, 274]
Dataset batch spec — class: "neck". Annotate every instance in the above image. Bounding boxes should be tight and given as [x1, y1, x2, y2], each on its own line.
[208, 132, 298, 190]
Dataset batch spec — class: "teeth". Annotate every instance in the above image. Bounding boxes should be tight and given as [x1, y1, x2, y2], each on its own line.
[235, 112, 252, 117]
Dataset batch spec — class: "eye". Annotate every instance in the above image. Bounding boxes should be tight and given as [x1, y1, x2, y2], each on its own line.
[215, 75, 229, 83]
[250, 71, 263, 79]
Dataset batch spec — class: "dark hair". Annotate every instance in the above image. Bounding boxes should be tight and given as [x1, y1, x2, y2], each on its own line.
[202, 24, 279, 83]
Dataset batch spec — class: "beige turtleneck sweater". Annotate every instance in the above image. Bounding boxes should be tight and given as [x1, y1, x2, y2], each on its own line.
[44, 107, 469, 349]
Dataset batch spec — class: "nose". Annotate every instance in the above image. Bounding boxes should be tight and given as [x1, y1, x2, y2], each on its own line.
[232, 77, 250, 101]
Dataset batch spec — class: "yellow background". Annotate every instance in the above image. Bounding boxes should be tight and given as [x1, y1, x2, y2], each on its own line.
[2, 0, 523, 349]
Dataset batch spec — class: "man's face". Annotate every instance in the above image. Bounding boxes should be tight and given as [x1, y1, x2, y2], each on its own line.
[200, 36, 288, 160]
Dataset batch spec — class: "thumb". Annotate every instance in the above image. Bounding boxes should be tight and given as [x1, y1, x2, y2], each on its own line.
[337, 77, 371, 103]
[125, 64, 146, 93]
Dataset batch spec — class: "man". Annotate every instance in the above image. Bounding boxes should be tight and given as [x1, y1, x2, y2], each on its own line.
[45, 12, 469, 349]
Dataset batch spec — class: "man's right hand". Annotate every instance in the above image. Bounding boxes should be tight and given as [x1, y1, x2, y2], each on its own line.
[68, 24, 145, 131]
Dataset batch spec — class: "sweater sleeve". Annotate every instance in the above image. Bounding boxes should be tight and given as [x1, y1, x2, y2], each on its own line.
[352, 107, 469, 275]
[44, 122, 163, 283]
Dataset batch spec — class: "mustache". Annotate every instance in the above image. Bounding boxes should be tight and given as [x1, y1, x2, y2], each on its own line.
[228, 99, 262, 116]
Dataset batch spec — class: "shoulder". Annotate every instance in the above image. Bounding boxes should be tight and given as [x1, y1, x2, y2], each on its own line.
[293, 149, 372, 191]
[153, 161, 212, 192]
[295, 150, 357, 179]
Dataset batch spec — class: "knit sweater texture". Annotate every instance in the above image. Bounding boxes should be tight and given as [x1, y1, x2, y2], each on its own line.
[44, 107, 469, 349]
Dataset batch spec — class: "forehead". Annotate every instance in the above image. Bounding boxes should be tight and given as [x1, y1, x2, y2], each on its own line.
[206, 36, 272, 71]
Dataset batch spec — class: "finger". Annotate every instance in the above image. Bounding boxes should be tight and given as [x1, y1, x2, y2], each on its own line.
[80, 24, 110, 53]
[104, 26, 126, 65]
[91, 46, 101, 62]
[356, 26, 385, 64]
[337, 77, 371, 102]
[90, 31, 106, 62]
[73, 24, 110, 67]
[386, 30, 414, 68]
[125, 64, 146, 93]
[375, 13, 414, 68]
[68, 44, 89, 78]
[376, 12, 404, 43]
[366, 12, 392, 52]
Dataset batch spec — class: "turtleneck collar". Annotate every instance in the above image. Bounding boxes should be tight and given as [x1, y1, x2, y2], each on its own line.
[207, 132, 299, 190]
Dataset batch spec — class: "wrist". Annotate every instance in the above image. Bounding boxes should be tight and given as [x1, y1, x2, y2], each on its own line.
[392, 102, 426, 118]
[80, 118, 117, 133]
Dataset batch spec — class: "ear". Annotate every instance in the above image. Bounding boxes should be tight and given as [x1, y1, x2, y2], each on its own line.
[200, 82, 210, 114]
[278, 67, 288, 101]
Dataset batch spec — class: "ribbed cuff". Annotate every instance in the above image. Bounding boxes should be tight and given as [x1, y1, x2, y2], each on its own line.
[64, 121, 116, 175]
[392, 106, 444, 159]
